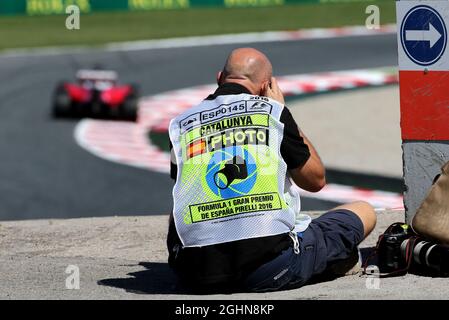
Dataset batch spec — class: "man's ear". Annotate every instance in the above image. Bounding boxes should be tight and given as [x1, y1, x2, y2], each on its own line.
[217, 71, 223, 85]
[260, 81, 269, 96]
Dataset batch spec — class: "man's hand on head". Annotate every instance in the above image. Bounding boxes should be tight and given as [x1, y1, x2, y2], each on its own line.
[264, 77, 285, 105]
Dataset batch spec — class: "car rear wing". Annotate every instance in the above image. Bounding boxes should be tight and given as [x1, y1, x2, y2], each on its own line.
[76, 69, 118, 82]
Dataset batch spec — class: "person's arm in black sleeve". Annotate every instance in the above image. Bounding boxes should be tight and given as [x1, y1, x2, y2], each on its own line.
[280, 107, 310, 170]
[280, 107, 326, 192]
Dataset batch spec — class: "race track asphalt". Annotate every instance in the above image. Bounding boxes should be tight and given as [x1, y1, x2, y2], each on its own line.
[0, 34, 397, 220]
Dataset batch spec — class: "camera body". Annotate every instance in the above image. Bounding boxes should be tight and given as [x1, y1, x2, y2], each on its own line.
[377, 223, 449, 276]
[378, 223, 411, 272]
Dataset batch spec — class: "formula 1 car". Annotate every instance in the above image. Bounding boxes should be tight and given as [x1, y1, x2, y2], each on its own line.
[52, 69, 139, 121]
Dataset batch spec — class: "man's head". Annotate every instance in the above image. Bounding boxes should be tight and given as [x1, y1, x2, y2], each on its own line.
[217, 48, 273, 96]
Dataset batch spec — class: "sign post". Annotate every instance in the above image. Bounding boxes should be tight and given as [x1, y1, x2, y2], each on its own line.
[397, 0, 449, 222]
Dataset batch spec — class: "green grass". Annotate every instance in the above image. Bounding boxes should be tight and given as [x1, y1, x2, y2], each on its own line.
[0, 2, 396, 50]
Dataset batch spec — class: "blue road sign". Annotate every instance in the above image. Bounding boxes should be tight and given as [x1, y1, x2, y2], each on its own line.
[400, 5, 447, 66]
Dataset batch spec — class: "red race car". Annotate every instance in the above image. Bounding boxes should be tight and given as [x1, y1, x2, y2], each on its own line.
[52, 69, 139, 121]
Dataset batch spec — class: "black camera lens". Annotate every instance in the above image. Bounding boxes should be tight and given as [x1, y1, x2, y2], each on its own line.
[404, 240, 449, 275]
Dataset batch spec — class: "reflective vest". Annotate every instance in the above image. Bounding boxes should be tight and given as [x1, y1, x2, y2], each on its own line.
[169, 93, 300, 247]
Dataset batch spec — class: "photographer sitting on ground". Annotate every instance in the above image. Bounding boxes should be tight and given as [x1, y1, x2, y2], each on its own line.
[167, 48, 377, 292]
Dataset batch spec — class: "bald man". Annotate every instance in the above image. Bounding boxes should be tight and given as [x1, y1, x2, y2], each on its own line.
[167, 48, 376, 292]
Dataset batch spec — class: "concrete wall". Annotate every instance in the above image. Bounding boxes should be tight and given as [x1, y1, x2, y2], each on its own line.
[403, 142, 449, 222]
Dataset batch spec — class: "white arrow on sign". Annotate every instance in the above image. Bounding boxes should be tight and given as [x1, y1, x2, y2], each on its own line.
[405, 22, 442, 48]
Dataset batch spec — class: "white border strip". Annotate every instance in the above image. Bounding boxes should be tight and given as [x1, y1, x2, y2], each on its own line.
[1, 24, 396, 58]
